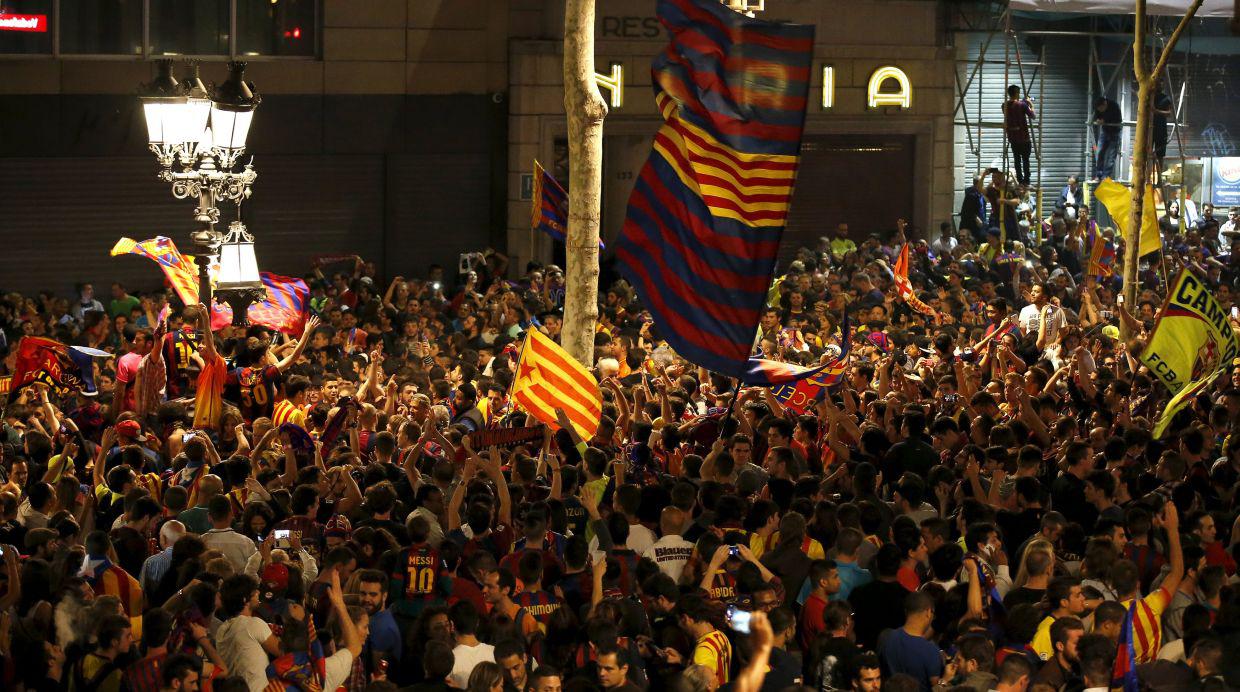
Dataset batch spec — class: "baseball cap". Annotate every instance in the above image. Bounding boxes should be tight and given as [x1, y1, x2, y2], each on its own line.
[115, 420, 144, 440]
[1101, 325, 1120, 340]
[261, 563, 290, 601]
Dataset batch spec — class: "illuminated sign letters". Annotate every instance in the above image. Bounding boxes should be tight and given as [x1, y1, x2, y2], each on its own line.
[595, 62, 624, 109]
[821, 66, 835, 109]
[867, 66, 912, 109]
[0, 14, 47, 32]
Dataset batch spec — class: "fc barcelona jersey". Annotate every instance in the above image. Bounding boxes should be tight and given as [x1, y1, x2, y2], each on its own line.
[163, 330, 199, 398]
[514, 589, 562, 625]
[388, 543, 451, 616]
[225, 364, 282, 422]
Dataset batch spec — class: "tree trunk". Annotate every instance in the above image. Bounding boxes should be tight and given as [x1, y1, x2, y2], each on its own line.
[561, 0, 608, 367]
[1122, 81, 1152, 334]
[1121, 0, 1203, 340]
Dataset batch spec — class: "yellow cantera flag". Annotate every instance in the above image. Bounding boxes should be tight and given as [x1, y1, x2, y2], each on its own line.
[1140, 270, 1240, 438]
[1093, 179, 1161, 258]
[510, 328, 602, 440]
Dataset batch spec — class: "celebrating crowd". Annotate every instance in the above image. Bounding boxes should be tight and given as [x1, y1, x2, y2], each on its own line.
[0, 185, 1238, 692]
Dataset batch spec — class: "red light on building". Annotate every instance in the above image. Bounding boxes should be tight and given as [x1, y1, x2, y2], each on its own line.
[292, 27, 301, 38]
[0, 14, 47, 32]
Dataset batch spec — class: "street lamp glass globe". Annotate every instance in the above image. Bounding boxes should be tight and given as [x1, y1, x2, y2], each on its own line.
[181, 96, 212, 151]
[209, 106, 254, 152]
[142, 100, 181, 146]
[217, 223, 261, 285]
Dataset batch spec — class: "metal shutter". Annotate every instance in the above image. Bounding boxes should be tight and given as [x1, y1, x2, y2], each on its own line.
[955, 34, 1090, 215]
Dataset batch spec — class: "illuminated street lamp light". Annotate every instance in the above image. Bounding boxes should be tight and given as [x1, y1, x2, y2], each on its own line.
[138, 61, 261, 308]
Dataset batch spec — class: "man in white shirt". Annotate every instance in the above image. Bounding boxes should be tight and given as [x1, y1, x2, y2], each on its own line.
[931, 222, 958, 258]
[215, 573, 282, 692]
[201, 495, 257, 573]
[449, 600, 495, 688]
[589, 484, 656, 557]
[321, 570, 367, 692]
[1018, 284, 1067, 349]
[1219, 206, 1239, 247]
[642, 507, 694, 581]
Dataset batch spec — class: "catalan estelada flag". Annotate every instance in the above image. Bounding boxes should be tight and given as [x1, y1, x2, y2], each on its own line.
[111, 236, 201, 306]
[894, 244, 940, 319]
[510, 328, 602, 440]
[531, 161, 604, 249]
[1111, 600, 1139, 692]
[614, 0, 815, 378]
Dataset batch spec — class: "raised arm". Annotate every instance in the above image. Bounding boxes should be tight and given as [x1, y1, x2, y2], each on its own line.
[485, 445, 512, 527]
[93, 426, 116, 489]
[1158, 502, 1185, 597]
[446, 457, 477, 532]
[275, 315, 321, 372]
[327, 568, 363, 657]
[189, 305, 217, 361]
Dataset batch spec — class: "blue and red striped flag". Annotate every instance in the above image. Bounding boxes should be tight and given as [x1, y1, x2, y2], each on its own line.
[210, 272, 309, 335]
[531, 160, 603, 249]
[742, 357, 833, 386]
[614, 0, 815, 378]
[1111, 600, 1139, 692]
[745, 312, 850, 386]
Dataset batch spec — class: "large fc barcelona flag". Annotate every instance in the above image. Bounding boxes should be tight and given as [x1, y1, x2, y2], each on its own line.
[614, 0, 814, 377]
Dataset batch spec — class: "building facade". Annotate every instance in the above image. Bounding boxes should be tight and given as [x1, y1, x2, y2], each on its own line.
[0, 0, 956, 295]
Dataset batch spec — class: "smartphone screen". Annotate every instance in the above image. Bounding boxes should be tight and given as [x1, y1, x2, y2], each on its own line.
[726, 605, 752, 634]
[274, 529, 291, 541]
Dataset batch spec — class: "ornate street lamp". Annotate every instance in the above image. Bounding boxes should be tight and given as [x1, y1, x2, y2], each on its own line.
[215, 222, 267, 327]
[139, 60, 261, 310]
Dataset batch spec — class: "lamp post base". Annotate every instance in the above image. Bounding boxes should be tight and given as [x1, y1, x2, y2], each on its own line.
[216, 284, 266, 327]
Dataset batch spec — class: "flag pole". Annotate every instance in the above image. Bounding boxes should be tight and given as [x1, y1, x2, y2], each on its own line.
[507, 329, 533, 405]
[717, 378, 742, 441]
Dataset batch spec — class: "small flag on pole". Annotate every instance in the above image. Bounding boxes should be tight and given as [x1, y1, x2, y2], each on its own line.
[531, 161, 604, 249]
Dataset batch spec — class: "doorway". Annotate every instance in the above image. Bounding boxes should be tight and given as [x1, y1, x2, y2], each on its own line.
[781, 134, 916, 265]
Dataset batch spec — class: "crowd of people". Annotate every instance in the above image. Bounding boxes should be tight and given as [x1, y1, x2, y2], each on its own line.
[0, 185, 1238, 692]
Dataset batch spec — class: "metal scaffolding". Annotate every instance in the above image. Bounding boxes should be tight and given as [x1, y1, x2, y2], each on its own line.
[950, 2, 1192, 230]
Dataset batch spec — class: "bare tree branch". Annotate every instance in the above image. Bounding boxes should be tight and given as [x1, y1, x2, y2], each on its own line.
[1152, 0, 1205, 80]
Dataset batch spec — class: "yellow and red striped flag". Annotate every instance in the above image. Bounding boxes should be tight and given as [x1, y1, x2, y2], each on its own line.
[510, 328, 601, 440]
[894, 243, 939, 319]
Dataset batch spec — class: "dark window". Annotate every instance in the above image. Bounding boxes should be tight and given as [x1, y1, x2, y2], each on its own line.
[60, 0, 142, 55]
[150, 0, 229, 56]
[236, 0, 316, 57]
[0, 0, 52, 54]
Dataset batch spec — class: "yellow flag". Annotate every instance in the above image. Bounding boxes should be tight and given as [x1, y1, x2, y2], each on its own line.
[1140, 270, 1240, 437]
[1092, 179, 1161, 258]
